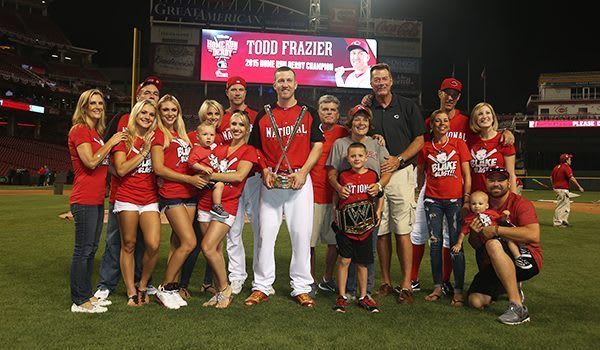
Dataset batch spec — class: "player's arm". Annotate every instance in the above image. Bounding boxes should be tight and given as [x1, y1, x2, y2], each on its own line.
[290, 141, 323, 190]
[210, 160, 253, 183]
[482, 222, 540, 245]
[381, 135, 424, 173]
[569, 175, 585, 192]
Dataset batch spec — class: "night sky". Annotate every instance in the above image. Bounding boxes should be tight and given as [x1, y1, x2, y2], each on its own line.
[48, 0, 599, 113]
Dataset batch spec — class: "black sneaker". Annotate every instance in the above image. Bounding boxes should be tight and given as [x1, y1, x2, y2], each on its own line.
[358, 295, 380, 313]
[515, 256, 533, 270]
[333, 295, 348, 313]
[497, 302, 530, 325]
[318, 277, 337, 293]
[441, 281, 454, 296]
[411, 280, 421, 292]
[519, 246, 532, 258]
[210, 204, 230, 219]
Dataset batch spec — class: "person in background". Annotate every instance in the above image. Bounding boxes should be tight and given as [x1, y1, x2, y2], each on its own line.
[551, 153, 584, 228]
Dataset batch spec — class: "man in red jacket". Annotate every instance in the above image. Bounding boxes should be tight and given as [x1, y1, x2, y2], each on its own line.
[551, 153, 584, 227]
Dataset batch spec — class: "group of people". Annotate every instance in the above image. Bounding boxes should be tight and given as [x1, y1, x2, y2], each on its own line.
[67, 63, 543, 325]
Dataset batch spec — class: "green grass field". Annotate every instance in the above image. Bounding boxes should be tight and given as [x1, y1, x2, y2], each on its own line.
[1, 190, 599, 348]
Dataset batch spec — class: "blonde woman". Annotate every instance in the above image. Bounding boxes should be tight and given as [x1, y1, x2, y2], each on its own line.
[112, 100, 160, 306]
[197, 111, 256, 308]
[68, 89, 125, 313]
[151, 95, 207, 309]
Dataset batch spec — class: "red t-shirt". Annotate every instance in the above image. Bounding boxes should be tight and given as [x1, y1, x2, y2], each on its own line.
[68, 124, 109, 205]
[461, 209, 502, 235]
[424, 110, 470, 142]
[419, 138, 471, 199]
[468, 133, 516, 193]
[152, 129, 196, 199]
[311, 124, 349, 204]
[197, 144, 257, 214]
[496, 192, 542, 270]
[218, 107, 258, 145]
[551, 163, 573, 190]
[109, 114, 130, 203]
[338, 168, 379, 241]
[112, 138, 157, 205]
[249, 103, 324, 172]
[188, 145, 214, 169]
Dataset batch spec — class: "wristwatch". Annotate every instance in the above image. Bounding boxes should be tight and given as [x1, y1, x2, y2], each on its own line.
[397, 156, 405, 167]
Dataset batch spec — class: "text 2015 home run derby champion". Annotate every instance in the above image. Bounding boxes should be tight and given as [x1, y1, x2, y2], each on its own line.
[246, 66, 324, 307]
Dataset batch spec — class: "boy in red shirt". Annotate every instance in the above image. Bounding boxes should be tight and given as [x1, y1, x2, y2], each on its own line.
[188, 121, 228, 219]
[332, 143, 383, 313]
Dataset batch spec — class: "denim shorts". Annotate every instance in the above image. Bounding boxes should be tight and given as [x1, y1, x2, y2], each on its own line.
[158, 196, 197, 213]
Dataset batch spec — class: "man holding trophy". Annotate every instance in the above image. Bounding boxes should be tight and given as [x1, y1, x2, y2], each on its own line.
[246, 66, 324, 307]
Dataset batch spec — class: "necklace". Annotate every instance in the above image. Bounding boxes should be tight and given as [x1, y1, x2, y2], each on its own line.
[432, 137, 449, 154]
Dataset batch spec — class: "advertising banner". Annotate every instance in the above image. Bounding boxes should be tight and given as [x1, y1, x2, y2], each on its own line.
[528, 120, 600, 128]
[200, 29, 377, 88]
[151, 25, 199, 45]
[154, 45, 196, 78]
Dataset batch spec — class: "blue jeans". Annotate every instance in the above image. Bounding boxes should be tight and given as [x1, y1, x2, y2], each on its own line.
[180, 217, 214, 288]
[70, 204, 104, 305]
[96, 203, 146, 292]
[346, 227, 378, 294]
[424, 198, 465, 293]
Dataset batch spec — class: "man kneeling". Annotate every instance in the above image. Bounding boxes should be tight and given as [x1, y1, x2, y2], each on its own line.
[467, 167, 543, 325]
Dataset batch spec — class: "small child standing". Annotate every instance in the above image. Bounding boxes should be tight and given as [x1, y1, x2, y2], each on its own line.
[459, 191, 532, 269]
[332, 142, 383, 313]
[188, 121, 229, 219]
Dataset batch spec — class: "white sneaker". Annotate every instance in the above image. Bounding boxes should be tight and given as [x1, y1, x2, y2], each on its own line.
[147, 285, 158, 296]
[230, 280, 244, 295]
[92, 298, 112, 307]
[171, 289, 188, 307]
[268, 286, 276, 295]
[156, 285, 180, 310]
[71, 303, 107, 313]
[94, 288, 110, 300]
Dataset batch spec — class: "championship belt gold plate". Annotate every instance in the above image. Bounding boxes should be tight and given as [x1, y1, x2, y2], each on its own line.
[337, 199, 376, 236]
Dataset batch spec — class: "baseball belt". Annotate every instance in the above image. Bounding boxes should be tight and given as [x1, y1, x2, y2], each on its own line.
[264, 104, 308, 189]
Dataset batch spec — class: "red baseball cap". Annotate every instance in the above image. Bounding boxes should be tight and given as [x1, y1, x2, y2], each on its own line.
[226, 76, 246, 89]
[347, 40, 369, 54]
[348, 104, 373, 118]
[485, 167, 509, 180]
[560, 153, 573, 162]
[136, 75, 162, 95]
[440, 78, 462, 93]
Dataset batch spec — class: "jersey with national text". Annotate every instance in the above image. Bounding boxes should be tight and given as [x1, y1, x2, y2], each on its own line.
[218, 107, 258, 144]
[311, 124, 349, 203]
[419, 138, 471, 199]
[197, 143, 258, 214]
[113, 137, 157, 205]
[338, 168, 379, 241]
[469, 133, 515, 193]
[152, 129, 196, 199]
[249, 103, 324, 172]
[68, 124, 109, 205]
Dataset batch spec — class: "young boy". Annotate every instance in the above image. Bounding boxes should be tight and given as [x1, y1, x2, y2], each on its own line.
[332, 142, 383, 313]
[188, 121, 229, 219]
[458, 191, 532, 269]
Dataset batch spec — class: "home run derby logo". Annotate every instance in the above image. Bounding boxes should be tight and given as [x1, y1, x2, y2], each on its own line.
[206, 34, 239, 78]
[428, 150, 457, 177]
[470, 148, 498, 173]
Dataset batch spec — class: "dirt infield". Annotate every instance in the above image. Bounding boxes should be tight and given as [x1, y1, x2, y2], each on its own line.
[533, 201, 600, 214]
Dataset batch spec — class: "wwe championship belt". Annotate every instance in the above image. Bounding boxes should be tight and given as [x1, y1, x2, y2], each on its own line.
[337, 199, 376, 236]
[264, 104, 307, 189]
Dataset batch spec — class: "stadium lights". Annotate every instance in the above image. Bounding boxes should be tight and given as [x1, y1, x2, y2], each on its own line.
[65, 56, 72, 60]
[51, 54, 58, 58]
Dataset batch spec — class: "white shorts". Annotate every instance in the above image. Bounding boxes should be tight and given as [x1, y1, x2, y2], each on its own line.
[113, 200, 159, 213]
[197, 209, 236, 227]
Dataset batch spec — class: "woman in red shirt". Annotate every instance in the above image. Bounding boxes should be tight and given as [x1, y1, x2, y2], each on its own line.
[417, 110, 472, 306]
[112, 100, 159, 306]
[68, 89, 125, 313]
[151, 95, 208, 309]
[197, 111, 256, 308]
[468, 102, 517, 193]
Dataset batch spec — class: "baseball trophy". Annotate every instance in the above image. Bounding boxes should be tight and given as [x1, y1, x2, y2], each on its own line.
[264, 104, 307, 189]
